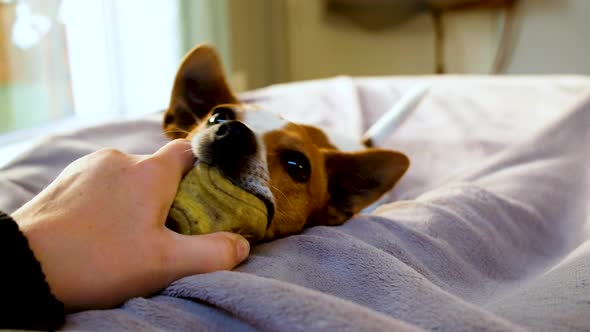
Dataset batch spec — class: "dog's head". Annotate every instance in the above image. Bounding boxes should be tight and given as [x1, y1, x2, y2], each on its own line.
[164, 45, 409, 241]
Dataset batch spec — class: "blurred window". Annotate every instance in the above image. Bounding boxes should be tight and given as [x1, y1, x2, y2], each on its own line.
[0, 0, 182, 141]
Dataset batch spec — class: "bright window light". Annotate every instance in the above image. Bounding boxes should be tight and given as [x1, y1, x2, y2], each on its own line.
[0, 0, 183, 166]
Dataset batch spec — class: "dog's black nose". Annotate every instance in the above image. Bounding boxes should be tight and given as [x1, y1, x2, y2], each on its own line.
[213, 121, 257, 157]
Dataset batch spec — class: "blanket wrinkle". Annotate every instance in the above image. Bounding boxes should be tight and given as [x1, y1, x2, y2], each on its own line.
[467, 100, 590, 250]
[373, 187, 550, 301]
[233, 227, 525, 331]
[164, 271, 423, 332]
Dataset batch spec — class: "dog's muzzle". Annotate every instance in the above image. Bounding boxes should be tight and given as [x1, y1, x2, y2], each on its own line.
[206, 120, 275, 226]
[214, 121, 258, 155]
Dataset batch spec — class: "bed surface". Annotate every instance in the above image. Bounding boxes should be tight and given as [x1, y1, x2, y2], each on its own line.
[1, 76, 589, 331]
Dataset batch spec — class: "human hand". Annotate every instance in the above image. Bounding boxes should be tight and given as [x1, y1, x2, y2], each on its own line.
[12, 139, 250, 311]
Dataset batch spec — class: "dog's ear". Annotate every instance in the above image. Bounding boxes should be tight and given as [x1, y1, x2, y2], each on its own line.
[163, 44, 238, 138]
[311, 149, 409, 226]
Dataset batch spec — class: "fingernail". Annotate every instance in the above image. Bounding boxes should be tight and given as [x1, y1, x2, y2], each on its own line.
[236, 237, 250, 261]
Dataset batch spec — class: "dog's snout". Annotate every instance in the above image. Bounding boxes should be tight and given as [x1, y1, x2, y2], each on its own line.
[213, 121, 257, 156]
[215, 122, 230, 138]
[215, 121, 240, 140]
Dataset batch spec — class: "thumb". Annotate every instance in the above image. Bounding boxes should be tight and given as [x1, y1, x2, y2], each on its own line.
[151, 139, 195, 182]
[165, 231, 250, 277]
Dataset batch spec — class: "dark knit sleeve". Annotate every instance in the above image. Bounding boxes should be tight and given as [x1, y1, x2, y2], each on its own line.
[0, 212, 65, 331]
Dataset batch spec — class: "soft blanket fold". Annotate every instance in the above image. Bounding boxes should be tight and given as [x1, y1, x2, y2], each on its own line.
[1, 76, 589, 331]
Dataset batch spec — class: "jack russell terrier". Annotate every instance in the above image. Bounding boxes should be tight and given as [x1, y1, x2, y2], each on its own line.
[163, 45, 410, 241]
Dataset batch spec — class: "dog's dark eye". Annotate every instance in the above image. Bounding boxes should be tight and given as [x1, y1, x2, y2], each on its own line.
[208, 106, 236, 126]
[280, 150, 311, 183]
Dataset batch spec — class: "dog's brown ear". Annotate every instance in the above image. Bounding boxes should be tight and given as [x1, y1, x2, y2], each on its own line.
[163, 44, 238, 138]
[312, 149, 409, 226]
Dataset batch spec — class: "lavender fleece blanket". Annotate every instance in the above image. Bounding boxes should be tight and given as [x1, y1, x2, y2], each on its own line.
[1, 77, 589, 331]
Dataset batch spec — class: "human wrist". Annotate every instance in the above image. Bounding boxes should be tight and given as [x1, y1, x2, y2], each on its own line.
[0, 212, 65, 330]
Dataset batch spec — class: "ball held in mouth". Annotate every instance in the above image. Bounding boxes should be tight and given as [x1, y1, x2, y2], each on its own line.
[167, 163, 268, 242]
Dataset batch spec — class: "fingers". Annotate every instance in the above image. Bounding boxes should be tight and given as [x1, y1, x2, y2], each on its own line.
[164, 231, 250, 278]
[151, 139, 195, 182]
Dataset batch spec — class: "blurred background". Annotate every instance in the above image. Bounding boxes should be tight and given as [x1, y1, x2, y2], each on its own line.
[0, 0, 588, 159]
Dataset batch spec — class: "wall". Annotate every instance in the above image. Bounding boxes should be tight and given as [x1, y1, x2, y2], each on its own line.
[227, 0, 590, 90]
[506, 0, 590, 75]
[227, 0, 287, 91]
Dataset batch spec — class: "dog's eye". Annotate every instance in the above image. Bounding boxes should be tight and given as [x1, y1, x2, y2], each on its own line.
[280, 150, 311, 183]
[208, 106, 236, 126]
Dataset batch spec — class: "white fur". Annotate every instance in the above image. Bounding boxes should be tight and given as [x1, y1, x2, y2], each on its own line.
[241, 108, 287, 135]
[243, 107, 363, 152]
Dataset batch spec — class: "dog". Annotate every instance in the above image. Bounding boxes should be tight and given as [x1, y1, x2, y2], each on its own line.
[163, 45, 409, 241]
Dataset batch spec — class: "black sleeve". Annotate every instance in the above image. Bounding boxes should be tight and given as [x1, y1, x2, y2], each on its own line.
[0, 212, 65, 331]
